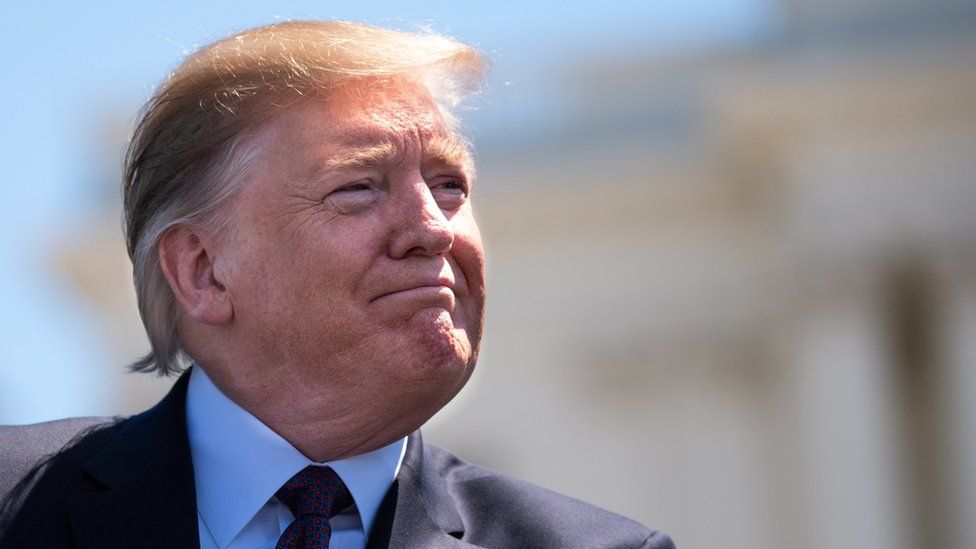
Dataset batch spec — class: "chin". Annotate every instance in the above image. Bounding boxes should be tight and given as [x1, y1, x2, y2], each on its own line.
[407, 308, 467, 366]
[379, 310, 471, 403]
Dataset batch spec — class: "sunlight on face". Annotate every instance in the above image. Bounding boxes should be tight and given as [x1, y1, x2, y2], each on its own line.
[212, 80, 486, 438]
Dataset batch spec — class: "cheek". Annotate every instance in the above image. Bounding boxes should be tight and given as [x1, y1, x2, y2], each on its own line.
[278, 221, 384, 321]
[443, 217, 486, 367]
[451, 217, 487, 306]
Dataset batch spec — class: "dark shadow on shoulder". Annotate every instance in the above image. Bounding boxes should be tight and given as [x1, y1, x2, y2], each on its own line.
[0, 417, 124, 538]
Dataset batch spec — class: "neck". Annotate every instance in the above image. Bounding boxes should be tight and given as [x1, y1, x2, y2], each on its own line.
[195, 363, 422, 462]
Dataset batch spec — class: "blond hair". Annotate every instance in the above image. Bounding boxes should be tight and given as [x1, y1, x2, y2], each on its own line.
[123, 20, 485, 376]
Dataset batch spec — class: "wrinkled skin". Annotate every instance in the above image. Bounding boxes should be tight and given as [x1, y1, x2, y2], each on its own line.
[182, 82, 486, 460]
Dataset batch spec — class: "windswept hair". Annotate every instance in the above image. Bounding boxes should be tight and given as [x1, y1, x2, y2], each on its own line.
[123, 20, 485, 376]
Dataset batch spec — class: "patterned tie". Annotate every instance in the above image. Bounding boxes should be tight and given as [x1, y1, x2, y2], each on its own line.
[275, 466, 354, 548]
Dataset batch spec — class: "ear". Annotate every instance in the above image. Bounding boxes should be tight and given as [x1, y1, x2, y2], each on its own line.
[157, 225, 233, 326]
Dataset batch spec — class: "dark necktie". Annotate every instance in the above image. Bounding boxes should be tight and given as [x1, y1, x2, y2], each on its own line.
[275, 465, 354, 549]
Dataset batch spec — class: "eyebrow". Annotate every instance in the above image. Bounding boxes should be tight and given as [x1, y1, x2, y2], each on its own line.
[424, 134, 474, 173]
[318, 133, 475, 179]
[323, 140, 401, 172]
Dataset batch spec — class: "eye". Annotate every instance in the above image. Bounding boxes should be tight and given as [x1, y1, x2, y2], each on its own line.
[437, 180, 464, 190]
[431, 177, 468, 209]
[335, 181, 372, 193]
[322, 180, 377, 213]
[431, 176, 468, 193]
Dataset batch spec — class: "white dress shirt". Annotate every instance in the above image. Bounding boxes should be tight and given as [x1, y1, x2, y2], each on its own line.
[186, 366, 407, 549]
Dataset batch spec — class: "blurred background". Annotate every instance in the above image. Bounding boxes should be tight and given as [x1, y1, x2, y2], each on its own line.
[2, 1, 976, 548]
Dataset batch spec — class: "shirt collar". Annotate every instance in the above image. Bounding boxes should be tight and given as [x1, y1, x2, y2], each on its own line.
[185, 365, 407, 548]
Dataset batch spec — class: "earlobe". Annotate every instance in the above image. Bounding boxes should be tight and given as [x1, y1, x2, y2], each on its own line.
[158, 226, 234, 326]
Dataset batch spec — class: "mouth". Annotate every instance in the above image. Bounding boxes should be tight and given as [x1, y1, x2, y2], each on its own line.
[370, 283, 457, 308]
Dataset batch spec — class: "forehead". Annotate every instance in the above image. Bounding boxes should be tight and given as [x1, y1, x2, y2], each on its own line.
[263, 81, 451, 149]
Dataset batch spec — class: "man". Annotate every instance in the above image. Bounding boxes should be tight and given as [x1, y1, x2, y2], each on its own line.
[0, 21, 673, 548]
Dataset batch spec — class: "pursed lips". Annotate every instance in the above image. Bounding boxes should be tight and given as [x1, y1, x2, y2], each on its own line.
[369, 276, 457, 303]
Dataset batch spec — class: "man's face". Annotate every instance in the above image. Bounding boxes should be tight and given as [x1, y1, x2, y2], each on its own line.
[211, 81, 485, 439]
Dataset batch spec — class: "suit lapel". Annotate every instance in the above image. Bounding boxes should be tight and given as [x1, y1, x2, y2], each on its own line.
[62, 374, 469, 548]
[368, 431, 474, 548]
[67, 371, 199, 549]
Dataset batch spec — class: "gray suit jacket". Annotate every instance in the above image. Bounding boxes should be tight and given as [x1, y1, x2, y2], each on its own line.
[0, 373, 674, 548]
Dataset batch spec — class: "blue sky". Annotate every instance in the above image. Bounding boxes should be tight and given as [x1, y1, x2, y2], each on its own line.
[0, 1, 777, 422]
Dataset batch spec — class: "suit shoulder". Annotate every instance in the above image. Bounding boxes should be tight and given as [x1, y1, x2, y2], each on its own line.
[0, 417, 126, 540]
[424, 443, 675, 548]
[0, 417, 119, 497]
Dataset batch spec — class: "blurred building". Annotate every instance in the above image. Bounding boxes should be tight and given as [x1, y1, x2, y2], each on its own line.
[53, 1, 976, 548]
[433, 2, 976, 549]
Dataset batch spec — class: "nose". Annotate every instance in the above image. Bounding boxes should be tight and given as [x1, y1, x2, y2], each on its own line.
[387, 181, 454, 259]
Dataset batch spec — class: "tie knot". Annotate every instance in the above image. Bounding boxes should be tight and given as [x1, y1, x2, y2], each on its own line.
[276, 466, 353, 520]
